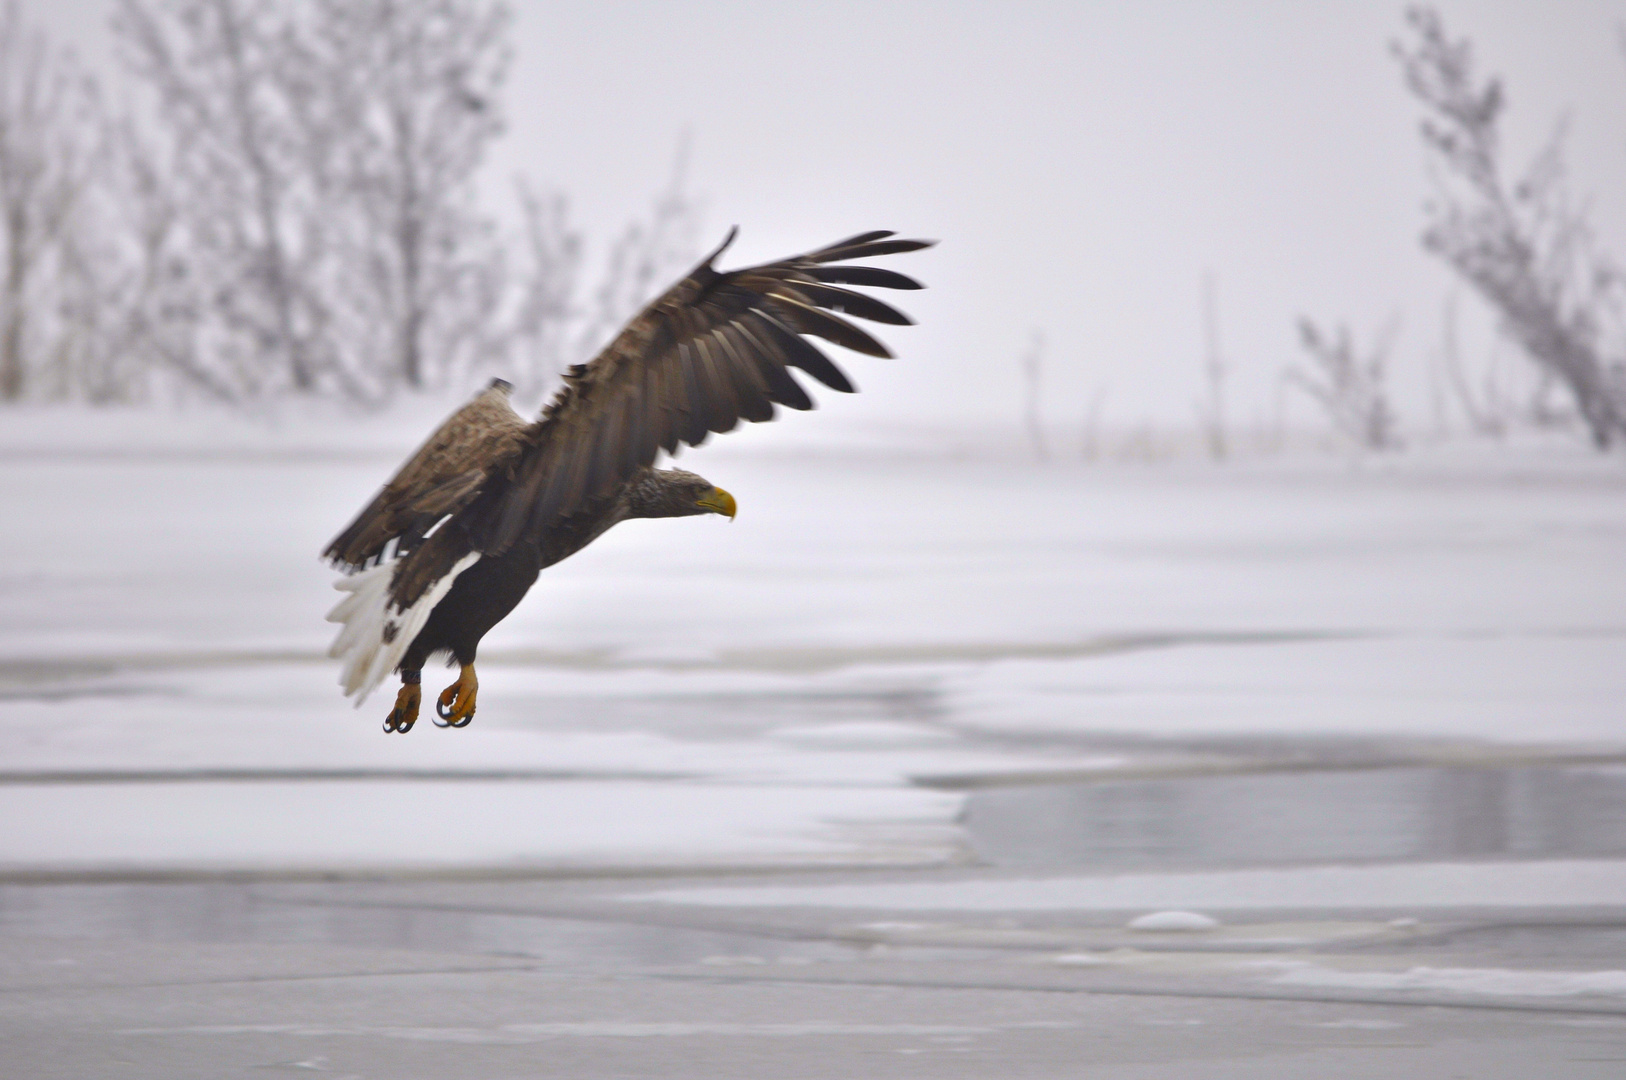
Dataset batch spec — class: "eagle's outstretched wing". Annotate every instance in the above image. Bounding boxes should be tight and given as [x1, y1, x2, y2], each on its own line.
[497, 229, 931, 547]
[323, 380, 529, 571]
[384, 229, 931, 611]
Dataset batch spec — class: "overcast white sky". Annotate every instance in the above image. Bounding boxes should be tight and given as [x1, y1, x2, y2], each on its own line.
[34, 1, 1626, 438]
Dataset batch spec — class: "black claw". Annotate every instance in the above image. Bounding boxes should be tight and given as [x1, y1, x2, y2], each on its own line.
[383, 717, 395, 733]
[436, 696, 456, 720]
[431, 711, 452, 728]
[449, 713, 473, 728]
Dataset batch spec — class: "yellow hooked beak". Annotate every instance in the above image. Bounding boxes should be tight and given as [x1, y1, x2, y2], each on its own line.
[695, 486, 737, 520]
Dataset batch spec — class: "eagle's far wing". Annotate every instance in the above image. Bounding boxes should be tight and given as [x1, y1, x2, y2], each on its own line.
[487, 229, 933, 554]
[323, 383, 529, 571]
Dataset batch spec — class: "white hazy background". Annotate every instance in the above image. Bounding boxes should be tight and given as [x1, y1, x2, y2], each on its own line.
[29, 0, 1626, 435]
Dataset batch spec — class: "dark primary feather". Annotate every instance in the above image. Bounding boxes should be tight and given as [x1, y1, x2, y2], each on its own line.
[748, 312, 857, 392]
[376, 230, 932, 610]
[786, 282, 914, 325]
[805, 265, 924, 291]
[806, 236, 933, 263]
[763, 294, 892, 358]
[816, 229, 896, 249]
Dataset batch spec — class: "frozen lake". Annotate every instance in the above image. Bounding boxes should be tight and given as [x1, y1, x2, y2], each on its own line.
[4, 412, 1626, 1075]
[1, 413, 1623, 871]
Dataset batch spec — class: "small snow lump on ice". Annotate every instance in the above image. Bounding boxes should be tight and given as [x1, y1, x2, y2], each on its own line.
[1127, 910, 1220, 932]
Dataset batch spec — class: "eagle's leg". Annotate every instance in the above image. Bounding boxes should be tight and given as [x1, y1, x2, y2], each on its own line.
[434, 663, 478, 728]
[384, 671, 421, 734]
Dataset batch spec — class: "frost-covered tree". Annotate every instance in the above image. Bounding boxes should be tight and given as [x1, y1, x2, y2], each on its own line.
[1289, 317, 1403, 451]
[115, 0, 333, 398]
[570, 143, 704, 366]
[1395, 7, 1626, 448]
[0, 1, 115, 402]
[507, 180, 581, 397]
[506, 145, 701, 399]
[298, 0, 511, 393]
[97, 119, 208, 401]
[114, 0, 516, 402]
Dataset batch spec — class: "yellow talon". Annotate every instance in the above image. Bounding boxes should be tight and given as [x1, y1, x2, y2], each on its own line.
[385, 683, 420, 734]
[435, 663, 478, 728]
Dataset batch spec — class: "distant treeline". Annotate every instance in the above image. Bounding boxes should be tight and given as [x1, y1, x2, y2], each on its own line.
[0, 0, 700, 408]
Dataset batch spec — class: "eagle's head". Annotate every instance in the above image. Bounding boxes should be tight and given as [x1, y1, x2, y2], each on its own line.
[627, 468, 736, 520]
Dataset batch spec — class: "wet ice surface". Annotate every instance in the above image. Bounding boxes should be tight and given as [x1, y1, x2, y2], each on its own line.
[964, 764, 1626, 870]
[0, 881, 861, 969]
[3, 416, 1626, 1074]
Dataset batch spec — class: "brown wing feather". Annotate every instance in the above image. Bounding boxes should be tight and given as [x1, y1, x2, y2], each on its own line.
[323, 383, 529, 570]
[481, 229, 933, 554]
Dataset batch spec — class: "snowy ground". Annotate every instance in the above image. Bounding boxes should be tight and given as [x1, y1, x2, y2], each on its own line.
[1, 408, 1623, 871]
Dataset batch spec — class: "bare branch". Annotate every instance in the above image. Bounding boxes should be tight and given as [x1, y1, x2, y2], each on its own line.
[572, 136, 704, 364]
[1197, 270, 1228, 460]
[1288, 316, 1404, 450]
[1021, 329, 1048, 461]
[1396, 5, 1626, 447]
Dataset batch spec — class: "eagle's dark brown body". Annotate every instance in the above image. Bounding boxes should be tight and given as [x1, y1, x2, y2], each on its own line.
[396, 465, 712, 671]
[401, 537, 540, 674]
[324, 229, 931, 732]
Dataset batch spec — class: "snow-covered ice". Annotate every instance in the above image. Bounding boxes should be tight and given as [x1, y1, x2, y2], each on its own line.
[2, 407, 1623, 870]
[1128, 910, 1221, 931]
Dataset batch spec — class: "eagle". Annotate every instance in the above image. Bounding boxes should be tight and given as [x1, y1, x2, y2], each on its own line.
[323, 229, 932, 733]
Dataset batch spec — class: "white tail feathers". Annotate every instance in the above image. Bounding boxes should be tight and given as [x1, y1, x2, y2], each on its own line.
[326, 552, 480, 705]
